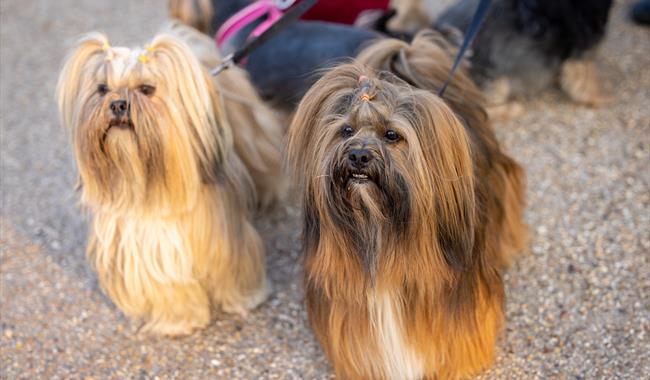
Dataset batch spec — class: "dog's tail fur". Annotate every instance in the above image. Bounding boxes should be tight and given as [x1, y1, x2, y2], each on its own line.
[169, 0, 214, 34]
[356, 30, 528, 268]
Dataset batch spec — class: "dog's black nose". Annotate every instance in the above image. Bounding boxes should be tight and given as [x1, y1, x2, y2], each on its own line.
[110, 100, 128, 117]
[348, 149, 373, 168]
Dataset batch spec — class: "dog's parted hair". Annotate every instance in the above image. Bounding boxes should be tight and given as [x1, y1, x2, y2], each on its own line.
[288, 30, 527, 379]
[57, 32, 269, 335]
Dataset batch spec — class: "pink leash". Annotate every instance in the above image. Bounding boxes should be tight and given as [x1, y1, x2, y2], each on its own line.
[216, 0, 294, 49]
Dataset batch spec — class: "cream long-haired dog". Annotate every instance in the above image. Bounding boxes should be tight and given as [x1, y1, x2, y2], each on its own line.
[56, 23, 283, 336]
[287, 31, 527, 379]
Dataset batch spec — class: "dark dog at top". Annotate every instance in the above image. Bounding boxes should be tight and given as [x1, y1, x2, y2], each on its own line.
[436, 0, 614, 119]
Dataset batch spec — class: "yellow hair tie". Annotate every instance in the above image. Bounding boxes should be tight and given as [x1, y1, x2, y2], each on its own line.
[360, 93, 373, 102]
[101, 41, 110, 51]
[138, 54, 150, 64]
[146, 45, 155, 53]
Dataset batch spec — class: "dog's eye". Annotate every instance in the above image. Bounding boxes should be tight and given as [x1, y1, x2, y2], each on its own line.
[341, 124, 354, 138]
[384, 130, 401, 142]
[138, 85, 156, 96]
[97, 84, 109, 96]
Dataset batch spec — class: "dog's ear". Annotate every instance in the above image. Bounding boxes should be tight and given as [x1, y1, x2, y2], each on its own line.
[147, 34, 229, 182]
[56, 33, 110, 130]
[411, 91, 477, 271]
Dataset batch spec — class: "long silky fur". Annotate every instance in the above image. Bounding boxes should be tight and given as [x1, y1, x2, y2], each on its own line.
[56, 32, 271, 336]
[163, 21, 286, 209]
[288, 30, 528, 379]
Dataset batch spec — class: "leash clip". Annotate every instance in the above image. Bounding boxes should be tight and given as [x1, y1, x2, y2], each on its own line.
[211, 53, 235, 76]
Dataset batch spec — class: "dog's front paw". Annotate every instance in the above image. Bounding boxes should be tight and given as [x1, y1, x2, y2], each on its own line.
[221, 279, 271, 315]
[487, 102, 525, 122]
[139, 297, 211, 337]
[140, 315, 209, 337]
[143, 309, 211, 337]
[483, 77, 513, 105]
[560, 59, 614, 107]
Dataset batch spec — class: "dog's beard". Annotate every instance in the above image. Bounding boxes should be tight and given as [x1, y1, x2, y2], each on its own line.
[74, 94, 200, 214]
[317, 143, 411, 275]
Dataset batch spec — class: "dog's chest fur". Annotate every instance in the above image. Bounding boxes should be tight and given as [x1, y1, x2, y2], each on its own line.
[367, 291, 425, 380]
[88, 189, 222, 308]
[91, 210, 200, 284]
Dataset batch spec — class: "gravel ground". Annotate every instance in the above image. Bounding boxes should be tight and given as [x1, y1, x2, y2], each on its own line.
[1, 0, 649, 379]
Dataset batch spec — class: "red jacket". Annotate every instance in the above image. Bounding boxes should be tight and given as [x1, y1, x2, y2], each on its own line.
[301, 0, 389, 25]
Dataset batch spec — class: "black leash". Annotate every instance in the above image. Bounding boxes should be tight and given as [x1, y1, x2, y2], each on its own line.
[438, 0, 492, 96]
[211, 0, 319, 76]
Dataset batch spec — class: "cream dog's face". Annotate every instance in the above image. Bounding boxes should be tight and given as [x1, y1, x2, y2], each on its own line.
[57, 33, 227, 212]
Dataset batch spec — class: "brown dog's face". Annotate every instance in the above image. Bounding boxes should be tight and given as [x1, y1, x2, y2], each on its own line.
[57, 33, 226, 212]
[289, 64, 477, 271]
[323, 88, 413, 237]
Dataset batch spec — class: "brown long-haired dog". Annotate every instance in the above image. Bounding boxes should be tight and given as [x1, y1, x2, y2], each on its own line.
[56, 25, 282, 336]
[287, 30, 528, 379]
